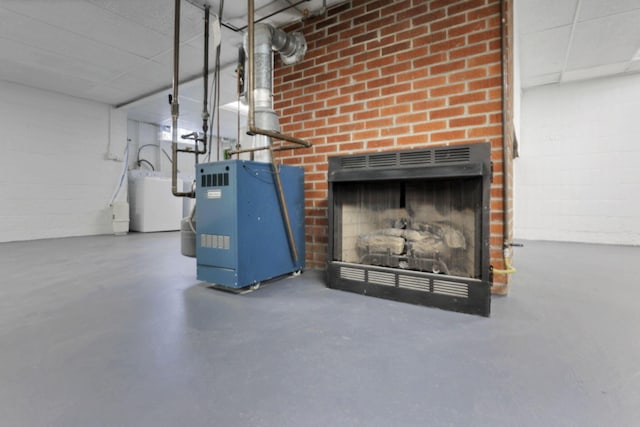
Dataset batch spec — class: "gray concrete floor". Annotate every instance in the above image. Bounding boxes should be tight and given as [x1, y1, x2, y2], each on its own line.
[1, 232, 639, 427]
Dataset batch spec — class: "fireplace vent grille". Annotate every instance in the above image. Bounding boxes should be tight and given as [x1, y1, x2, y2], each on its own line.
[339, 266, 365, 281]
[399, 151, 432, 165]
[337, 147, 472, 170]
[368, 153, 397, 168]
[337, 265, 470, 299]
[368, 271, 396, 286]
[434, 147, 471, 164]
[433, 279, 469, 297]
[341, 156, 367, 169]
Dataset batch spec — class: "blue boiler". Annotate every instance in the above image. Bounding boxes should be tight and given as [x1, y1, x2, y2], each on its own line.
[195, 160, 305, 288]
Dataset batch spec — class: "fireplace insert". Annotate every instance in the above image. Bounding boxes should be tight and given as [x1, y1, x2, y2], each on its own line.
[326, 143, 492, 316]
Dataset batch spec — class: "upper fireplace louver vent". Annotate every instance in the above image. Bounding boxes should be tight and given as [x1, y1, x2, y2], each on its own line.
[339, 146, 471, 169]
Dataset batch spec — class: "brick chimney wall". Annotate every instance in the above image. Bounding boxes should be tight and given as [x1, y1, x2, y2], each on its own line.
[273, 0, 514, 291]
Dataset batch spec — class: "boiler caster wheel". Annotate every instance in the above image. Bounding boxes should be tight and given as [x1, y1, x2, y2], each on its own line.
[291, 269, 302, 277]
[250, 283, 261, 291]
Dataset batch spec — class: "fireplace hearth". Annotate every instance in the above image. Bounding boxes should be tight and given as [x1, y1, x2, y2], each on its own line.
[327, 143, 492, 316]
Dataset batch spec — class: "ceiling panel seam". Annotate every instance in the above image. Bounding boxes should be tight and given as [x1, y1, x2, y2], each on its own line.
[560, 0, 582, 83]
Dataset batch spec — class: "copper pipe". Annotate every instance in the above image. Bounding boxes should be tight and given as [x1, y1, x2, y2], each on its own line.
[171, 0, 194, 197]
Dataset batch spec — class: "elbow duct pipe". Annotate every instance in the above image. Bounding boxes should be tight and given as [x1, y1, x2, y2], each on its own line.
[245, 16, 307, 162]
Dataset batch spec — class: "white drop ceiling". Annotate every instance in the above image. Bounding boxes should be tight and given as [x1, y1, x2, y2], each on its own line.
[0, 0, 639, 137]
[0, 0, 342, 137]
[518, 0, 640, 88]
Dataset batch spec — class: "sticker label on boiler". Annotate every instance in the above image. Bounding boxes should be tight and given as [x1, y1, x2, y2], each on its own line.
[207, 189, 222, 199]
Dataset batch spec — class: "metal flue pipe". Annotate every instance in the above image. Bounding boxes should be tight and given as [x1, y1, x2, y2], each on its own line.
[244, 0, 311, 161]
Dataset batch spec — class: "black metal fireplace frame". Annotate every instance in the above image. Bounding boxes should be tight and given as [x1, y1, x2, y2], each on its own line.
[326, 143, 492, 316]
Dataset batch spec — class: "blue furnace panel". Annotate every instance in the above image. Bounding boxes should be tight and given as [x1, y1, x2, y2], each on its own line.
[196, 160, 305, 288]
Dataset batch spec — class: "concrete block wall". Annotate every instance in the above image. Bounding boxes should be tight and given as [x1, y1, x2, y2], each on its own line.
[0, 81, 127, 242]
[273, 0, 514, 290]
[515, 73, 640, 245]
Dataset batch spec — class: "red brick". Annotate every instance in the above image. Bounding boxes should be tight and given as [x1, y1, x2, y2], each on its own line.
[327, 95, 352, 107]
[396, 112, 428, 124]
[381, 104, 411, 116]
[468, 125, 502, 138]
[467, 52, 501, 67]
[397, 134, 428, 145]
[366, 16, 396, 32]
[381, 125, 410, 136]
[352, 70, 380, 82]
[382, 41, 411, 57]
[413, 120, 447, 133]
[367, 55, 395, 70]
[449, 115, 487, 128]
[430, 83, 465, 97]
[430, 60, 466, 75]
[430, 106, 465, 120]
[450, 43, 488, 60]
[413, 75, 447, 90]
[447, 0, 487, 17]
[339, 122, 366, 132]
[469, 27, 501, 44]
[367, 96, 395, 108]
[430, 36, 466, 54]
[469, 76, 502, 91]
[365, 118, 394, 129]
[327, 115, 352, 125]
[313, 144, 339, 154]
[467, 4, 501, 21]
[396, 91, 428, 103]
[396, 46, 429, 62]
[449, 91, 487, 105]
[412, 31, 447, 48]
[354, 110, 380, 121]
[413, 52, 448, 68]
[340, 83, 365, 95]
[382, 82, 412, 96]
[353, 130, 381, 140]
[339, 142, 365, 151]
[366, 138, 394, 148]
[431, 14, 467, 32]
[354, 31, 378, 45]
[367, 76, 395, 89]
[354, 88, 381, 101]
[339, 102, 364, 113]
[397, 3, 428, 22]
[430, 129, 466, 142]
[412, 9, 447, 26]
[448, 68, 487, 83]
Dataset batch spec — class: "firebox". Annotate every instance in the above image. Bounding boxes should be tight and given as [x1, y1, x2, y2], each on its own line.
[327, 143, 492, 316]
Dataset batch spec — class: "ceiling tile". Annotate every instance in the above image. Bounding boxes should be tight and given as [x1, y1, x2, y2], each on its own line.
[0, 8, 147, 78]
[578, 0, 640, 22]
[566, 10, 640, 70]
[87, 0, 188, 38]
[562, 62, 630, 83]
[517, 0, 578, 34]
[521, 72, 562, 89]
[1, 0, 173, 59]
[627, 60, 640, 72]
[520, 25, 572, 81]
[0, 56, 96, 99]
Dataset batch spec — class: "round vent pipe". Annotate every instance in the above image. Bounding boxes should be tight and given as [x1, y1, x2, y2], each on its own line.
[244, 0, 310, 162]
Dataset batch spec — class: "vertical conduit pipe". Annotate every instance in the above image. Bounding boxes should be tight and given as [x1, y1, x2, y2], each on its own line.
[171, 0, 182, 196]
[494, 0, 516, 276]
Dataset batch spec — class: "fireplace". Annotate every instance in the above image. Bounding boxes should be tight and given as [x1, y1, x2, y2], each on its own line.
[327, 143, 492, 316]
